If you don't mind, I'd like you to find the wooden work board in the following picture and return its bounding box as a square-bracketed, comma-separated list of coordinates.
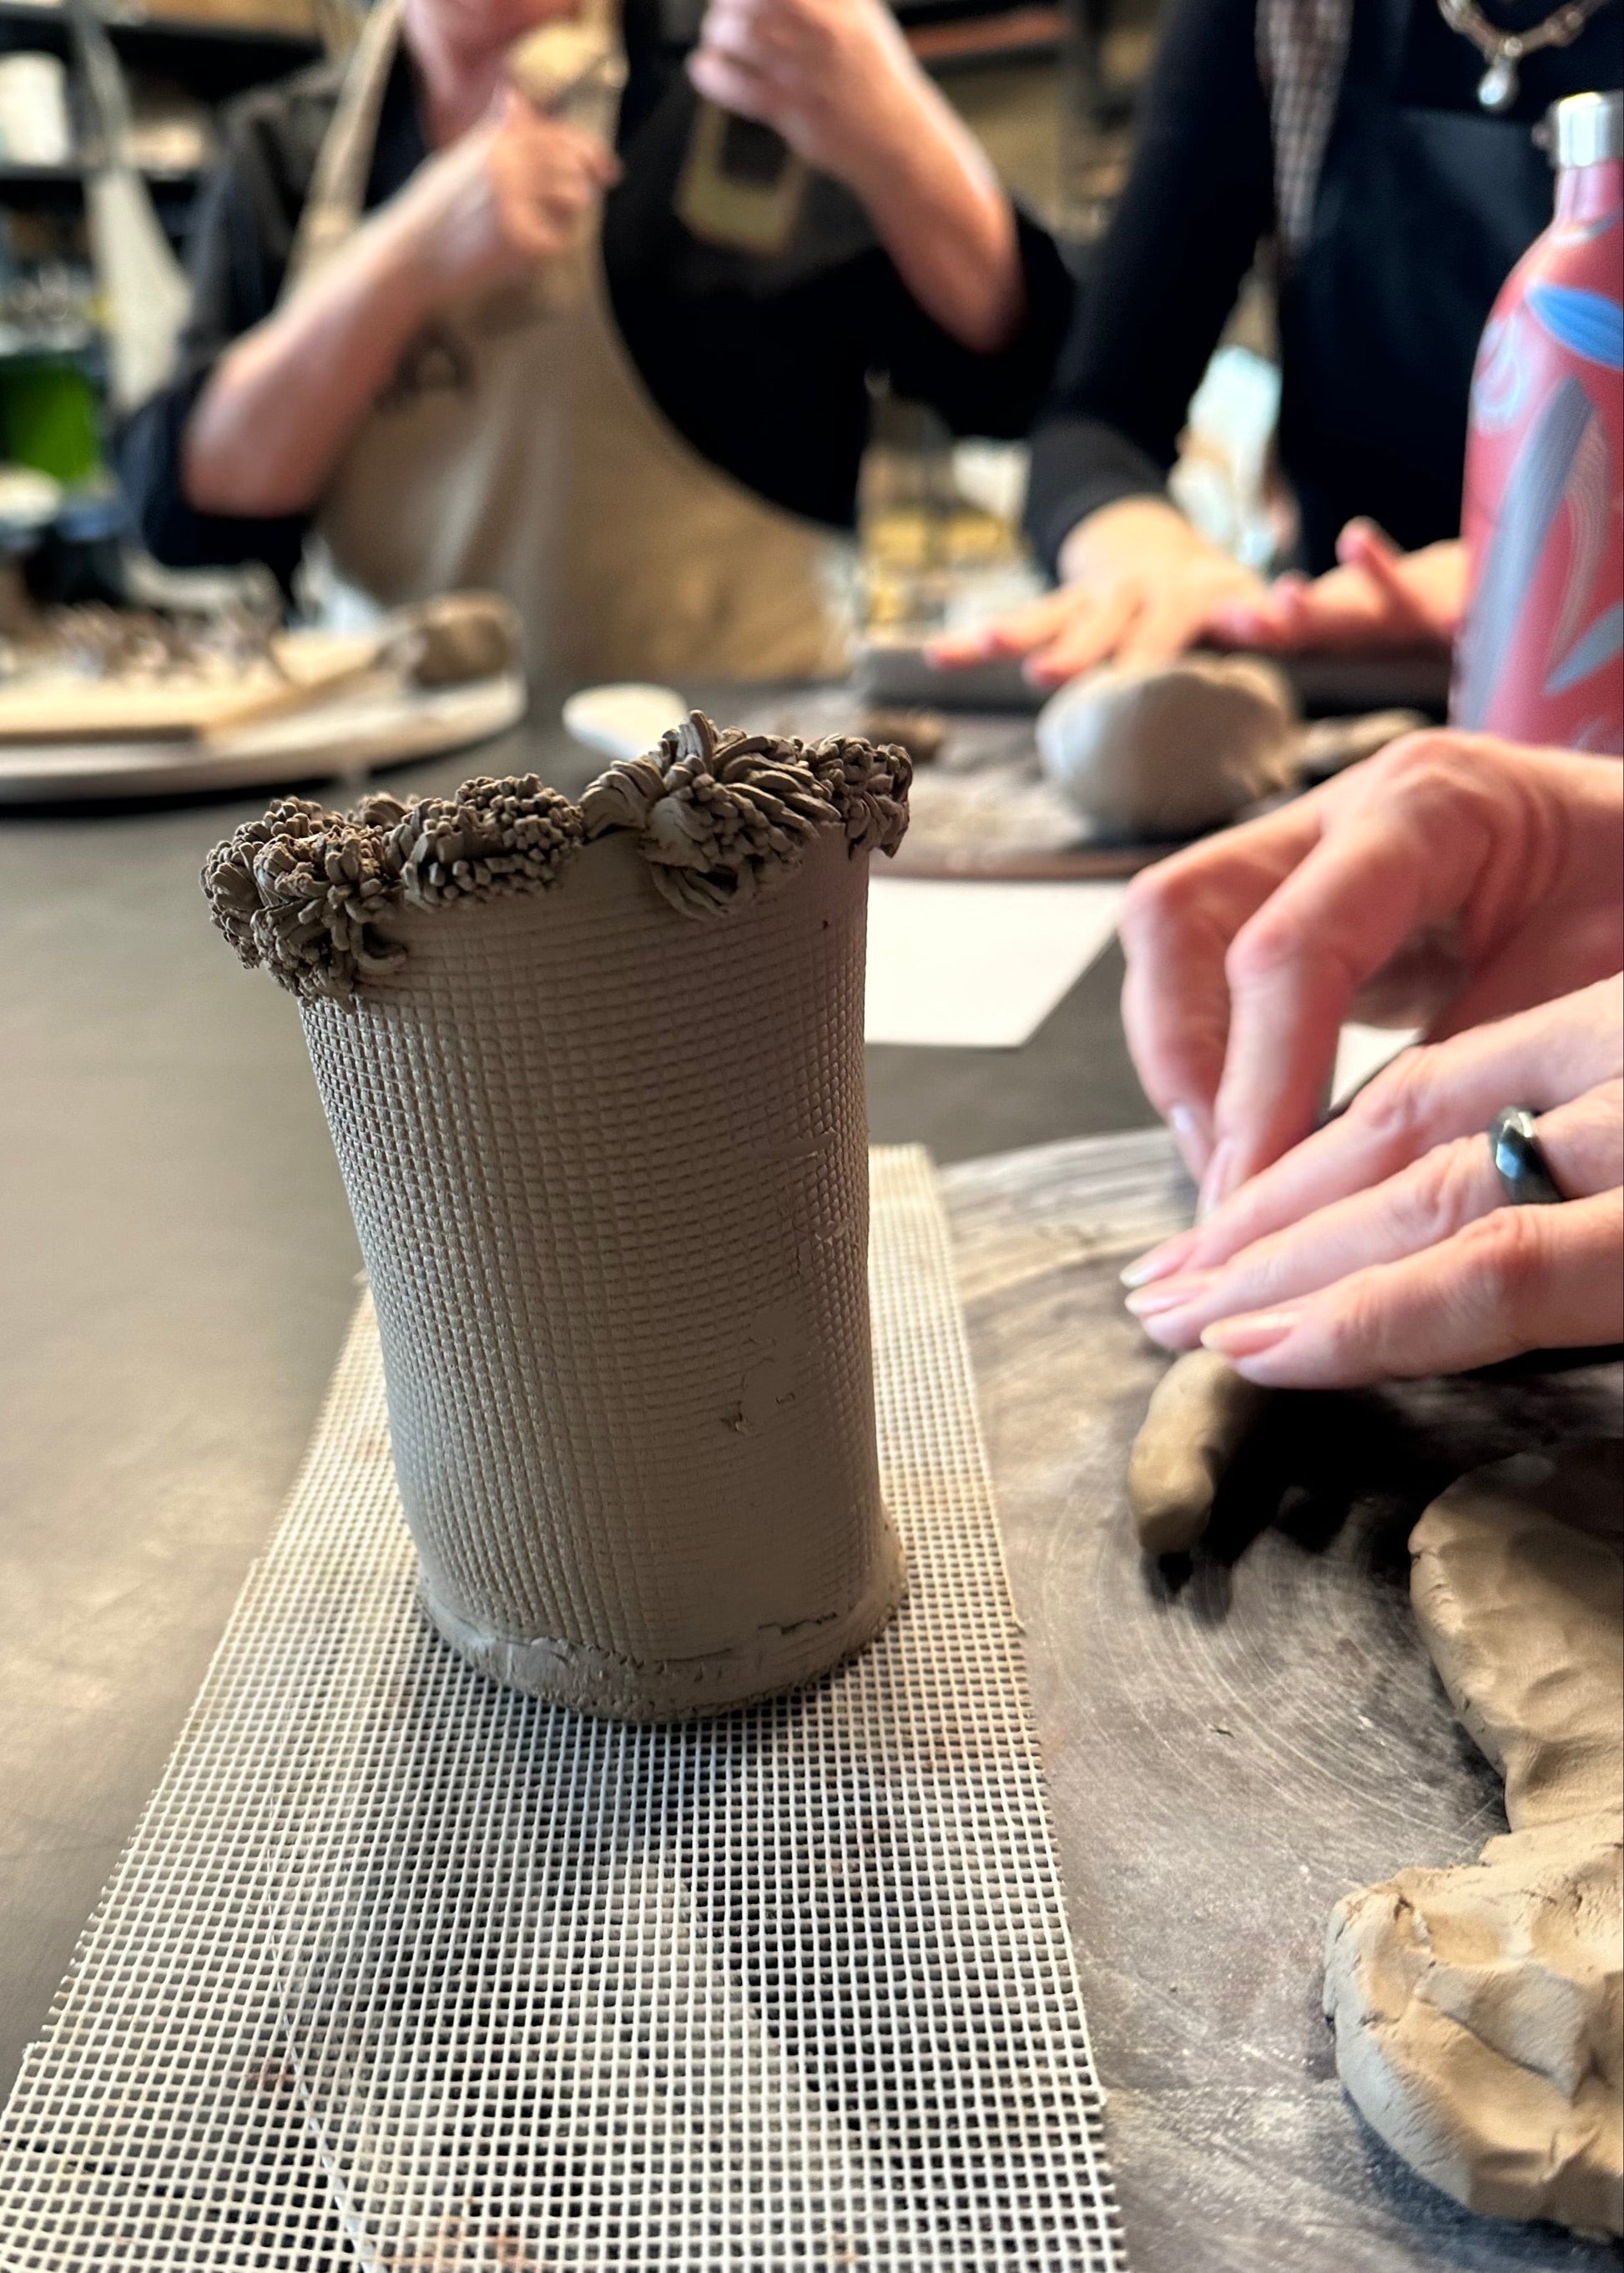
[943, 1129, 1621, 2273]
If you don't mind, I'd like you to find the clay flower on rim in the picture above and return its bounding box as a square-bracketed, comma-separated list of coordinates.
[203, 778, 583, 998]
[202, 797, 408, 1000]
[383, 776, 583, 909]
[804, 733, 913, 859]
[579, 712, 836, 917]
[203, 713, 912, 995]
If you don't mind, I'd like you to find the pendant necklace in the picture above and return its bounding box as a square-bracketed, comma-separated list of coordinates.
[1435, 0, 1611, 111]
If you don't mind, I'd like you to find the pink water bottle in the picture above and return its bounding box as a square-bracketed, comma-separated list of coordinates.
[1453, 90, 1623, 753]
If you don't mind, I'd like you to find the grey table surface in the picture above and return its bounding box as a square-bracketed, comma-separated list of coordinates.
[1, 703, 1617, 2269]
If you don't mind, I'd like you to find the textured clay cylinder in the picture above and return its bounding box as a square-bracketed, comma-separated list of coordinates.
[204, 713, 910, 1719]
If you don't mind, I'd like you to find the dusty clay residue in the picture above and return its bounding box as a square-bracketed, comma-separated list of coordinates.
[203, 710, 910, 995]
[1324, 1440, 1624, 2235]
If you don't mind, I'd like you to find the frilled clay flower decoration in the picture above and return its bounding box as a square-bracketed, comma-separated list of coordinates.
[578, 713, 913, 915]
[203, 713, 910, 999]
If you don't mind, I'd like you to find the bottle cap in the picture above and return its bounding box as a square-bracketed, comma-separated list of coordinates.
[1546, 90, 1623, 169]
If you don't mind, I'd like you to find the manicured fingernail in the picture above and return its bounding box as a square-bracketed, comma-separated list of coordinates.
[1197, 1140, 1236, 1220]
[1120, 1228, 1199, 1288]
[1200, 1312, 1298, 1358]
[1124, 1271, 1212, 1318]
[1167, 1101, 1213, 1167]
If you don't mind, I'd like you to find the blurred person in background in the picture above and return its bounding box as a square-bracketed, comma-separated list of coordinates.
[935, 0, 1622, 686]
[119, 0, 1072, 682]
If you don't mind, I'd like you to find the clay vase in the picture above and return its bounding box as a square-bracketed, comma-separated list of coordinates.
[203, 713, 910, 1720]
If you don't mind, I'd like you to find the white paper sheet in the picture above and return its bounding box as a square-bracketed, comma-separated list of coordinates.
[865, 877, 1127, 1050]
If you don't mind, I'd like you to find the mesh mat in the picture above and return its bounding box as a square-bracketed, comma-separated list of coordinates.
[0, 1148, 1123, 2271]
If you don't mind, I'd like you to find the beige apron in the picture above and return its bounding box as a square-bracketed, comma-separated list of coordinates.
[286, 0, 850, 683]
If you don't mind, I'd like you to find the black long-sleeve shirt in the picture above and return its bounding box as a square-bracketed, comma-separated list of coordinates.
[119, 0, 1073, 595]
[1025, 0, 1623, 576]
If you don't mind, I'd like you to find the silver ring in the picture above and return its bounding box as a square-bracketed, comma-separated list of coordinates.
[1488, 1108, 1565, 1206]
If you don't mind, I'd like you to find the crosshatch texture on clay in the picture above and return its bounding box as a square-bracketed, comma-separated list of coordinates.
[200, 715, 915, 1718]
[0, 1149, 1125, 2270]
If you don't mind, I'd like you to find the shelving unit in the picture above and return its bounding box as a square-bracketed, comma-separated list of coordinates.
[0, 1, 319, 99]
[0, 155, 199, 192]
[0, 0, 322, 568]
[901, 0, 1066, 69]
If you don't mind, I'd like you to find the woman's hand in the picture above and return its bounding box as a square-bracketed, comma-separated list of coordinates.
[686, 0, 1021, 352]
[1118, 730, 1624, 1210]
[1119, 979, 1623, 1386]
[184, 87, 617, 519]
[929, 497, 1267, 685]
[1204, 522, 1466, 654]
[688, 0, 928, 187]
[386, 89, 619, 309]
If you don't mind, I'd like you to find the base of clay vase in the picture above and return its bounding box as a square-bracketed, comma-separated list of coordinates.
[418, 1515, 907, 1721]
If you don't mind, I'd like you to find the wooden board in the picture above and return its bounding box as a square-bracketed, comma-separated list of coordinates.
[944, 1129, 1622, 2273]
[0, 629, 384, 744]
[0, 668, 527, 802]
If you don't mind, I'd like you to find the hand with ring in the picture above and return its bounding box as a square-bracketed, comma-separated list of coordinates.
[1119, 976, 1624, 1387]
[1118, 729, 1624, 1213]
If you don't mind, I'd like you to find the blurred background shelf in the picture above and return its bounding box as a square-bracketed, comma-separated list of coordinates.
[906, 7, 1066, 72]
[0, 3, 319, 113]
[0, 2, 318, 57]
[0, 155, 199, 190]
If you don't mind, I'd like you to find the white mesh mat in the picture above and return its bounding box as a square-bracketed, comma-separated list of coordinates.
[0, 1147, 1124, 2270]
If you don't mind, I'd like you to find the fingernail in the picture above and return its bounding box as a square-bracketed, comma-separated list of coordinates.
[1200, 1312, 1298, 1358]
[1167, 1102, 1213, 1172]
[1196, 1140, 1236, 1221]
[1125, 1273, 1212, 1319]
[1119, 1227, 1199, 1288]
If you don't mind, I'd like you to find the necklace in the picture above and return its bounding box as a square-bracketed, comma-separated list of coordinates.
[1436, 0, 1612, 111]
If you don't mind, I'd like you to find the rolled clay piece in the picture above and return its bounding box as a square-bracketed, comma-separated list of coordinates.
[1296, 707, 1426, 783]
[1413, 1441, 1624, 1831]
[1324, 1441, 1624, 2235]
[860, 708, 946, 767]
[1126, 1348, 1274, 1555]
[1036, 654, 1298, 836]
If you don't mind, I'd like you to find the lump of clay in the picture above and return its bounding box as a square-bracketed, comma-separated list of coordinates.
[384, 591, 522, 687]
[1324, 1441, 1624, 2235]
[1126, 1348, 1274, 1555]
[1326, 1824, 1621, 2233]
[860, 707, 946, 767]
[1037, 654, 1298, 836]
